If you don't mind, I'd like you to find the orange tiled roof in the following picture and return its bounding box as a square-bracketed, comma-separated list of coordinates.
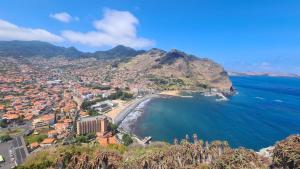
[54, 123, 68, 130]
[4, 114, 19, 120]
[30, 142, 40, 149]
[41, 138, 55, 144]
[48, 130, 58, 135]
[40, 114, 54, 122]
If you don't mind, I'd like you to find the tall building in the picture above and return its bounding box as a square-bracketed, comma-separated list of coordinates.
[76, 115, 108, 136]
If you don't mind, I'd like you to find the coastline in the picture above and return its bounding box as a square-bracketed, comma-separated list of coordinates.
[112, 90, 228, 132]
[111, 94, 159, 125]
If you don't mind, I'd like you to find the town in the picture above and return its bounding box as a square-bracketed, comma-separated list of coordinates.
[0, 57, 153, 168]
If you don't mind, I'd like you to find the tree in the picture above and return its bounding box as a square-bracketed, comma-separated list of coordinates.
[122, 134, 133, 146]
[86, 133, 96, 140]
[76, 135, 88, 143]
[0, 134, 12, 142]
[108, 122, 118, 135]
[0, 120, 7, 128]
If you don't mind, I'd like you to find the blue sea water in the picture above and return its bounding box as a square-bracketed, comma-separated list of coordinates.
[133, 76, 300, 151]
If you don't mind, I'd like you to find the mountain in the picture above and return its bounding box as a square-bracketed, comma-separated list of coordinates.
[0, 41, 144, 60]
[93, 45, 145, 60]
[0, 40, 84, 58]
[113, 48, 233, 92]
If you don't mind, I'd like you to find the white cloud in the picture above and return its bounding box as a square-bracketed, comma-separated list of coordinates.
[0, 19, 63, 42]
[50, 12, 79, 23]
[62, 9, 154, 48]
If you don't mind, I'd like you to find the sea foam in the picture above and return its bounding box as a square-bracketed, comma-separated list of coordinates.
[119, 99, 151, 132]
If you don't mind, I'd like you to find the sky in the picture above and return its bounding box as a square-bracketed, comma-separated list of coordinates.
[0, 0, 300, 74]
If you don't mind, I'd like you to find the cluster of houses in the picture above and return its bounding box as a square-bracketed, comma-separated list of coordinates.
[0, 59, 131, 154]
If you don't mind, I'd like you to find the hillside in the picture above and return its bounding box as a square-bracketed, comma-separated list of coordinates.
[15, 135, 300, 169]
[113, 48, 233, 93]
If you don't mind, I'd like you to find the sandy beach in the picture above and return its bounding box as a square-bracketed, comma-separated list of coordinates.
[159, 90, 181, 96]
[105, 99, 131, 120]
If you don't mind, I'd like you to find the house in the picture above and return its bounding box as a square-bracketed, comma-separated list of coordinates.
[48, 130, 58, 138]
[30, 142, 40, 150]
[54, 123, 69, 134]
[2, 114, 19, 122]
[32, 119, 48, 128]
[40, 114, 55, 125]
[40, 138, 56, 147]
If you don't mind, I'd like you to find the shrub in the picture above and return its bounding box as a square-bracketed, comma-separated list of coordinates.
[122, 134, 133, 146]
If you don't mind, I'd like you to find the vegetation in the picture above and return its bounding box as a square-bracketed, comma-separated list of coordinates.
[24, 134, 47, 144]
[122, 134, 133, 146]
[0, 134, 12, 142]
[16, 135, 300, 169]
[108, 122, 118, 135]
[108, 89, 133, 100]
[81, 98, 105, 111]
[86, 84, 111, 90]
[87, 109, 99, 116]
[75, 133, 96, 143]
[0, 120, 7, 128]
[272, 134, 300, 169]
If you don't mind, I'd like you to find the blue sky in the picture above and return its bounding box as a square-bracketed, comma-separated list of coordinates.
[0, 0, 300, 73]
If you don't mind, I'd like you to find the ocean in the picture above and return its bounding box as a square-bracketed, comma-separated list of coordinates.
[122, 76, 300, 151]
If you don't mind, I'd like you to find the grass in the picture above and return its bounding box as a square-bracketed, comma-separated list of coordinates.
[24, 134, 47, 144]
[0, 127, 25, 136]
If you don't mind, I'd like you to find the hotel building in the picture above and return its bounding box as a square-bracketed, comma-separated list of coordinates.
[76, 115, 108, 136]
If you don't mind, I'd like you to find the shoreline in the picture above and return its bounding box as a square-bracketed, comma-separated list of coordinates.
[111, 94, 159, 125]
[112, 90, 229, 129]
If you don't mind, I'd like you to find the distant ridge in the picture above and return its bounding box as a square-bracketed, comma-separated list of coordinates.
[229, 71, 300, 78]
[0, 40, 83, 58]
[0, 40, 145, 60]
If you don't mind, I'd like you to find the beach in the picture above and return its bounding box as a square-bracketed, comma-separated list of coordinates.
[106, 99, 130, 121]
[106, 94, 159, 125]
[159, 90, 181, 96]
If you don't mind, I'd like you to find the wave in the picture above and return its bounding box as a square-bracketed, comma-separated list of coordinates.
[254, 96, 265, 100]
[274, 99, 283, 103]
[257, 146, 274, 157]
[119, 99, 151, 132]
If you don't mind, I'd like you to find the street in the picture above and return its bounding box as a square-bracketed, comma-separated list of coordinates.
[12, 136, 28, 165]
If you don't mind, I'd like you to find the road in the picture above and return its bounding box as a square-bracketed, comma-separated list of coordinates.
[12, 136, 28, 165]
[0, 141, 14, 169]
